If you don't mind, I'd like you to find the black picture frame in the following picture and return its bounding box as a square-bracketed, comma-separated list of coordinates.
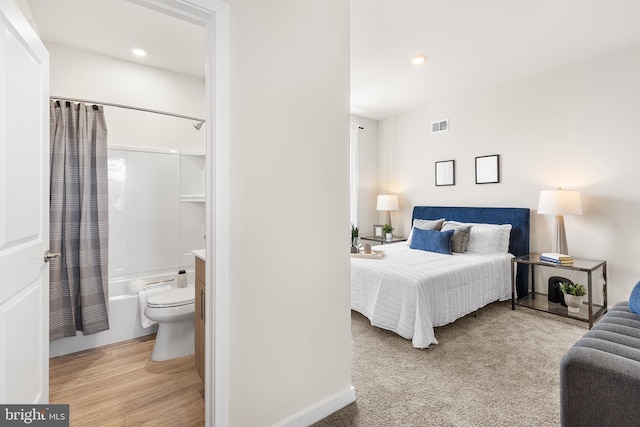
[475, 154, 500, 184]
[435, 160, 455, 186]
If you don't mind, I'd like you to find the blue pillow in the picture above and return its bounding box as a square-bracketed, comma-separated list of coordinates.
[409, 228, 454, 254]
[629, 281, 640, 315]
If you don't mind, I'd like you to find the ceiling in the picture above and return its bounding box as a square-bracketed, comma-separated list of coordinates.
[352, 0, 640, 119]
[27, 0, 640, 121]
[27, 0, 205, 79]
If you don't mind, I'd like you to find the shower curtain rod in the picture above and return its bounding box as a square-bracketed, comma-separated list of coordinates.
[49, 96, 205, 123]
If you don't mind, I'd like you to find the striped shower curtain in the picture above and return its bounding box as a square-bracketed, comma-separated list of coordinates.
[49, 100, 110, 340]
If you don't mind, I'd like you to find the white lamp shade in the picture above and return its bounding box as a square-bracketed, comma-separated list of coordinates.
[376, 195, 399, 211]
[537, 190, 582, 215]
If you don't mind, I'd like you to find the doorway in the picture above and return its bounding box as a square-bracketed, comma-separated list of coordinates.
[24, 0, 229, 425]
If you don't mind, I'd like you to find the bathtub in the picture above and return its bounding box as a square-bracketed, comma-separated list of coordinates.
[49, 270, 194, 358]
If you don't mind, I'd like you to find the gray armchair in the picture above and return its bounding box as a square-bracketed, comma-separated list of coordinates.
[560, 302, 640, 427]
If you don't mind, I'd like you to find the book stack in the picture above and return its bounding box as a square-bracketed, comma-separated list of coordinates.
[540, 252, 574, 266]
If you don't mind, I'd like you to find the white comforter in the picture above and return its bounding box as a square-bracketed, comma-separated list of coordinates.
[351, 242, 513, 348]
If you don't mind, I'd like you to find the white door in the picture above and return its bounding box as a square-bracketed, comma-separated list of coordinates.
[0, 0, 50, 404]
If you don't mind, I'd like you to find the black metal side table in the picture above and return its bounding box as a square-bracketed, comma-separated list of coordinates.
[511, 253, 607, 328]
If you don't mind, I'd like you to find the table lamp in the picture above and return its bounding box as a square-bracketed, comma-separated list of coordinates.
[377, 195, 399, 229]
[537, 188, 582, 255]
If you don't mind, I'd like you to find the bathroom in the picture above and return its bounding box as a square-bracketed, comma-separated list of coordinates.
[26, 2, 207, 366]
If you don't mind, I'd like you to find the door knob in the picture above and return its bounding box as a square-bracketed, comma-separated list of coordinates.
[44, 250, 61, 262]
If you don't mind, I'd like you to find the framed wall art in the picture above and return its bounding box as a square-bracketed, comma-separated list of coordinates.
[435, 160, 455, 186]
[475, 154, 500, 184]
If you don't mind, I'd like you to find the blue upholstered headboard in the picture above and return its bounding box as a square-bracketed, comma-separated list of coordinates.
[412, 206, 530, 297]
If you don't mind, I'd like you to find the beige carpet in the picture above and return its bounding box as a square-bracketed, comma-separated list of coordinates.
[313, 301, 588, 427]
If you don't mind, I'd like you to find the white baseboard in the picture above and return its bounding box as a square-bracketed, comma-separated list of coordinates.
[276, 385, 356, 427]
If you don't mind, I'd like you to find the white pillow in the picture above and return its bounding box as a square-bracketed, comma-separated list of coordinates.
[444, 221, 512, 254]
[406, 218, 445, 245]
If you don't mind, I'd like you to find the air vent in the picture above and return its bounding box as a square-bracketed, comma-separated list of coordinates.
[431, 119, 448, 134]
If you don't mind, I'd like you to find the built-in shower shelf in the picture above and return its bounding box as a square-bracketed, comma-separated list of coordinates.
[181, 195, 205, 202]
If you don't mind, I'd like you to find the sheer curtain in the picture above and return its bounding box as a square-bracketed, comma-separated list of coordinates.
[349, 123, 359, 228]
[49, 100, 110, 340]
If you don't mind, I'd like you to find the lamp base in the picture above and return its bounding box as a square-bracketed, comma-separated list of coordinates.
[384, 210, 391, 229]
[553, 215, 568, 255]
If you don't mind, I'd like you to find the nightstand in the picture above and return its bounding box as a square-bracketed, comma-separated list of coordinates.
[511, 253, 607, 328]
[360, 235, 407, 245]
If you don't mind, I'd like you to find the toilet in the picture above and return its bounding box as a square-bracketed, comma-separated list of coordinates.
[144, 285, 195, 361]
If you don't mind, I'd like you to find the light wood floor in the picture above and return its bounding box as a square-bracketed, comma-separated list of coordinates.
[49, 335, 204, 427]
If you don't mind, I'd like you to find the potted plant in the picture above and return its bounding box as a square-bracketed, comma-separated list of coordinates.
[350, 224, 359, 253]
[383, 224, 393, 241]
[559, 282, 587, 313]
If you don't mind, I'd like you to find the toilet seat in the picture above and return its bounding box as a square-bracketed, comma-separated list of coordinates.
[147, 287, 194, 308]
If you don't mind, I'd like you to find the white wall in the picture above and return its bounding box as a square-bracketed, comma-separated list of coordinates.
[351, 115, 379, 237]
[46, 42, 204, 152]
[378, 45, 640, 305]
[228, 0, 352, 425]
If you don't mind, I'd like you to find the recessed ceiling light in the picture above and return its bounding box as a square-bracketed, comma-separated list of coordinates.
[131, 48, 147, 57]
[411, 55, 427, 65]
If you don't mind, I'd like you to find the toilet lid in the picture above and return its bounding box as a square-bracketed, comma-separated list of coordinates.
[147, 287, 195, 308]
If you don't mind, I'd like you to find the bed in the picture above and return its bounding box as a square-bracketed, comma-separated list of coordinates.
[351, 206, 530, 348]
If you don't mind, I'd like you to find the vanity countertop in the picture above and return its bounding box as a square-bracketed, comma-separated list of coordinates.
[192, 249, 205, 261]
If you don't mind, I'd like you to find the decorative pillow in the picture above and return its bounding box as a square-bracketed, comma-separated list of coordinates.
[444, 221, 512, 254]
[406, 218, 445, 245]
[629, 281, 640, 316]
[466, 223, 512, 254]
[441, 221, 471, 253]
[409, 228, 454, 255]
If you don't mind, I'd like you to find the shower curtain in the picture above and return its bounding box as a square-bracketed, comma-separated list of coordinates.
[49, 100, 110, 340]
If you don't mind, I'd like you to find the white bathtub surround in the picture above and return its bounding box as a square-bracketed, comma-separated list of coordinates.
[108, 146, 205, 278]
